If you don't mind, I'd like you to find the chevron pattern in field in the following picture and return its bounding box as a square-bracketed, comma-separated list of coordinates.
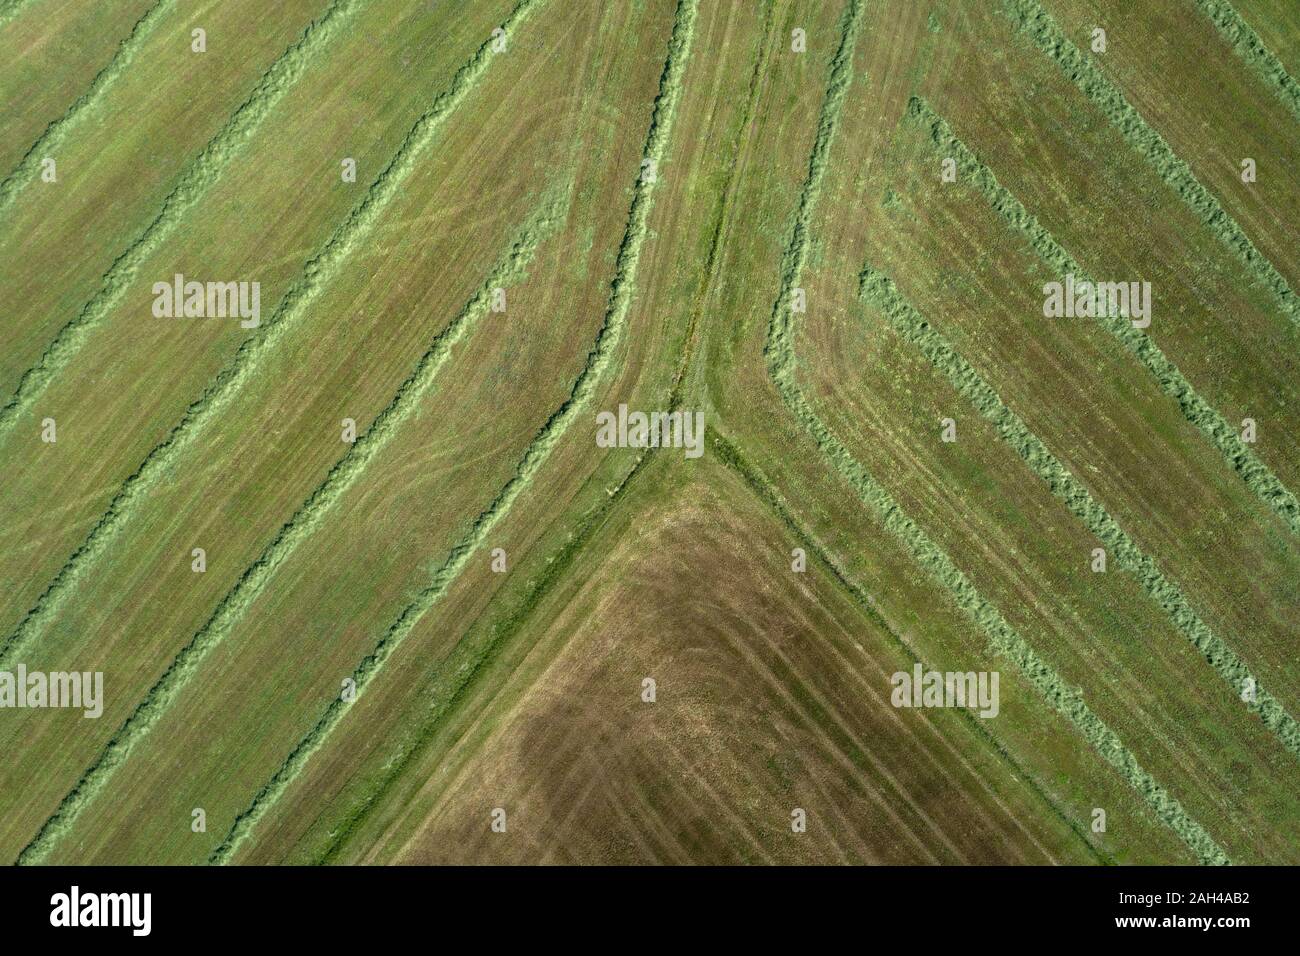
[1, 0, 1296, 864]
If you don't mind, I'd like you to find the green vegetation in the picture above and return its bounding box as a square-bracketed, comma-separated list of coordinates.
[858, 259, 1299, 761]
[210, 0, 699, 864]
[0, 0, 365, 442]
[1006, 0, 1298, 325]
[906, 95, 1300, 538]
[18, 192, 568, 864]
[1194, 0, 1300, 120]
[2, 0, 1295, 865]
[0, 1, 172, 217]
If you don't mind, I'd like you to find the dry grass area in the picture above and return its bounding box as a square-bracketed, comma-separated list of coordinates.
[1, 0, 1295, 864]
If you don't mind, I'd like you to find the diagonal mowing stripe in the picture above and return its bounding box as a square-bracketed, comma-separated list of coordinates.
[762, 0, 1228, 864]
[209, 0, 700, 865]
[1005, 0, 1299, 328]
[0, 0, 367, 444]
[1193, 0, 1300, 123]
[710, 432, 1110, 864]
[858, 258, 1300, 763]
[0, 0, 176, 220]
[16, 190, 570, 865]
[0, 0, 543, 675]
[906, 96, 1300, 540]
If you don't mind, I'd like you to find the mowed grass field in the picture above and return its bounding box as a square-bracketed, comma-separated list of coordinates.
[0, 0, 1295, 865]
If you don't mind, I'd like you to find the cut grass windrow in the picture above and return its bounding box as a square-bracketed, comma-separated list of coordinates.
[858, 260, 1300, 763]
[0, 0, 175, 221]
[15, 194, 568, 865]
[1193, 0, 1300, 122]
[709, 433, 1108, 865]
[907, 96, 1300, 539]
[760, 0, 864, 374]
[208, 0, 700, 865]
[766, 344, 1229, 864]
[0, 0, 365, 444]
[311, 446, 649, 864]
[0, 0, 31, 31]
[763, 0, 1226, 864]
[1004, 0, 1299, 327]
[312, 6, 777, 856]
[0, 0, 539, 676]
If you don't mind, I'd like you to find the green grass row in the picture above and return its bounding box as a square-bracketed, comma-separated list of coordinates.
[309, 444, 649, 863]
[1194, 0, 1300, 122]
[906, 95, 1300, 539]
[857, 258, 1300, 762]
[0, 0, 174, 219]
[16, 190, 568, 865]
[0, 0, 527, 677]
[761, 0, 863, 375]
[762, 0, 1225, 865]
[307, 0, 766, 864]
[711, 433, 1108, 863]
[209, 0, 701, 864]
[1004, 0, 1298, 326]
[0, 0, 366, 445]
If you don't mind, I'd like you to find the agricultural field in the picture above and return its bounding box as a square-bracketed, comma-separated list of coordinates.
[0, 0, 1295, 867]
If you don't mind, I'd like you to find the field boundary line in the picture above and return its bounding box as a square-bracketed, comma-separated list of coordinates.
[664, 0, 775, 409]
[0, 0, 365, 444]
[310, 2, 784, 861]
[1193, 0, 1300, 122]
[0, 0, 176, 221]
[208, 0, 700, 865]
[710, 434, 1109, 864]
[1005, 0, 1298, 327]
[761, 0, 1227, 864]
[313, 447, 650, 864]
[858, 258, 1300, 762]
[907, 96, 1300, 539]
[15, 193, 569, 865]
[0, 0, 540, 675]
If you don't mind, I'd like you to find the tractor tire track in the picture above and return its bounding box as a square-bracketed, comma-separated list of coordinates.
[209, 0, 699, 865]
[761, 0, 1227, 864]
[0, 0, 543, 674]
[16, 193, 568, 865]
[0, 0, 175, 221]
